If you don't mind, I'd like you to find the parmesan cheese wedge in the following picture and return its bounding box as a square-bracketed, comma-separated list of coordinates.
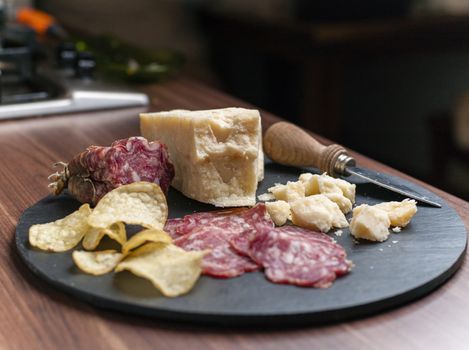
[140, 108, 263, 207]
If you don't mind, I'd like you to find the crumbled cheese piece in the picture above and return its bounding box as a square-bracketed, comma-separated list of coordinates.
[299, 173, 356, 203]
[265, 200, 291, 226]
[298, 173, 319, 196]
[334, 230, 343, 237]
[318, 174, 356, 204]
[350, 205, 391, 242]
[290, 194, 348, 232]
[323, 192, 353, 214]
[257, 193, 275, 202]
[374, 199, 417, 227]
[266, 172, 355, 231]
[298, 173, 355, 213]
[268, 181, 305, 203]
[392, 240, 398, 244]
[350, 199, 417, 243]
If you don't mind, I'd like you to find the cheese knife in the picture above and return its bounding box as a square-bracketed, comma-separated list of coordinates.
[263, 121, 441, 208]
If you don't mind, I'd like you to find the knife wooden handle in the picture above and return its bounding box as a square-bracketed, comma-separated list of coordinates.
[263, 121, 349, 176]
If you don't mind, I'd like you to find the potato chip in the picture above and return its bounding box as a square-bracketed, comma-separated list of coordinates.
[87, 182, 168, 230]
[73, 250, 123, 275]
[121, 229, 172, 255]
[29, 204, 92, 252]
[82, 222, 126, 251]
[115, 243, 208, 297]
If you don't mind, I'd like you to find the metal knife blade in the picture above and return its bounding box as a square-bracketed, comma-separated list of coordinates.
[344, 166, 441, 208]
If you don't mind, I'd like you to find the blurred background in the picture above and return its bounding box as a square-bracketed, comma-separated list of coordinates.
[4, 0, 469, 200]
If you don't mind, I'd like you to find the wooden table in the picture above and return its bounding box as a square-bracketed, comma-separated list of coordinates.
[0, 79, 468, 350]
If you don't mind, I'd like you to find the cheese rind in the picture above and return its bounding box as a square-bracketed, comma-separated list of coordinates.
[140, 108, 263, 207]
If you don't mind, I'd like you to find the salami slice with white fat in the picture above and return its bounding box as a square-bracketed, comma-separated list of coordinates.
[229, 204, 276, 257]
[248, 225, 352, 288]
[164, 218, 186, 239]
[170, 204, 273, 278]
[174, 226, 258, 278]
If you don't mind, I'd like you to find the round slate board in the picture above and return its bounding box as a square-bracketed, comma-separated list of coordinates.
[16, 162, 467, 326]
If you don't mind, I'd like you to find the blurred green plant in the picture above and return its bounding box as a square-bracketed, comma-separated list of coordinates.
[75, 34, 185, 83]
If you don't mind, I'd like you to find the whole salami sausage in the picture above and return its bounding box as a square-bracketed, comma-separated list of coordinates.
[48, 137, 175, 205]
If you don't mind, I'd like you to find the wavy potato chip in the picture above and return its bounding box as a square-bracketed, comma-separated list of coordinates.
[73, 250, 124, 275]
[29, 204, 92, 252]
[87, 182, 168, 230]
[122, 229, 172, 255]
[115, 243, 208, 297]
[82, 222, 126, 251]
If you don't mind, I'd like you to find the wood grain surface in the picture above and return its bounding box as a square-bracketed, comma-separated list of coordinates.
[0, 78, 468, 350]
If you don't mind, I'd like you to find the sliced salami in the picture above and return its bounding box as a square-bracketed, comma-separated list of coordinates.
[229, 204, 276, 257]
[163, 218, 186, 239]
[170, 204, 273, 278]
[248, 225, 352, 288]
[174, 226, 258, 278]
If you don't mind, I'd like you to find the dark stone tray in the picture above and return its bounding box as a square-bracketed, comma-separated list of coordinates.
[16, 162, 467, 326]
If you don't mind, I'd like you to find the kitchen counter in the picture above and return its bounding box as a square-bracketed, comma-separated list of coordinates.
[0, 78, 468, 350]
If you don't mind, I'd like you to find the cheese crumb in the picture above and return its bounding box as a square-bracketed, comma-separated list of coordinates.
[257, 193, 275, 202]
[265, 172, 356, 232]
[374, 199, 417, 227]
[290, 194, 348, 232]
[350, 199, 417, 243]
[350, 205, 391, 242]
[298, 173, 319, 196]
[299, 173, 356, 203]
[265, 200, 291, 226]
[268, 181, 305, 202]
[298, 173, 355, 214]
[323, 192, 353, 214]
